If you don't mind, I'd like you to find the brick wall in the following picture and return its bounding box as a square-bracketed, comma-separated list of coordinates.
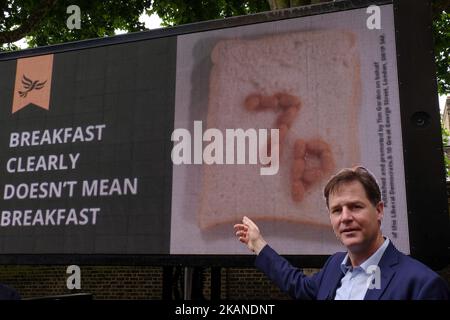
[0, 265, 162, 299]
[0, 263, 449, 300]
[0, 264, 322, 300]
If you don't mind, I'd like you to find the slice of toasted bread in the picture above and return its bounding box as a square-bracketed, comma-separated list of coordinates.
[199, 30, 361, 229]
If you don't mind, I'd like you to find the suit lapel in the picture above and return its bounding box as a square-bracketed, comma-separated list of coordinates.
[364, 242, 399, 300]
[327, 268, 345, 300]
[322, 254, 346, 300]
[316, 253, 346, 300]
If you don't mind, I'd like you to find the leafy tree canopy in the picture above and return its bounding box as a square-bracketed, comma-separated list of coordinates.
[0, 0, 151, 50]
[433, 10, 450, 94]
[0, 0, 449, 94]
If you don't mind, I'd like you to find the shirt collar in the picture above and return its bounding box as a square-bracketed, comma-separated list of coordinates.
[340, 237, 390, 274]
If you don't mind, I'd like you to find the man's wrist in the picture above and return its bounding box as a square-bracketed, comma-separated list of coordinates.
[254, 239, 268, 255]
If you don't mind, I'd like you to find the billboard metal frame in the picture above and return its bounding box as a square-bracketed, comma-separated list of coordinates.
[0, 0, 448, 270]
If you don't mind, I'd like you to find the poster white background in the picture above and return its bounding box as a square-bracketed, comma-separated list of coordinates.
[171, 4, 409, 255]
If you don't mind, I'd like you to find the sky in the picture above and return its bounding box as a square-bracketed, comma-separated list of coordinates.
[439, 95, 448, 114]
[115, 11, 163, 34]
[140, 11, 163, 30]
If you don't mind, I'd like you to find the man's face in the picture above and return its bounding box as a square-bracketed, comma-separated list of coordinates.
[328, 181, 383, 253]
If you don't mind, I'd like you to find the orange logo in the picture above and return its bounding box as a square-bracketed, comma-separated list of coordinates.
[12, 54, 54, 114]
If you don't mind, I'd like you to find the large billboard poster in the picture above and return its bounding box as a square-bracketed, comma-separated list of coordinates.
[171, 4, 410, 255]
[0, 39, 176, 254]
[2, 0, 446, 263]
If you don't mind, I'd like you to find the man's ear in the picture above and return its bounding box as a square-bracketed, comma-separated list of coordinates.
[376, 201, 384, 223]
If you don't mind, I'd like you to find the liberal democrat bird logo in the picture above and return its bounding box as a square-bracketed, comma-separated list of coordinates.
[18, 74, 47, 98]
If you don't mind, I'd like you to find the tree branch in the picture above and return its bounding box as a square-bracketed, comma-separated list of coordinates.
[0, 0, 58, 45]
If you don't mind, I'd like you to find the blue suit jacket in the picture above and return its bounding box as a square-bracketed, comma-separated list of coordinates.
[0, 284, 20, 300]
[255, 242, 450, 300]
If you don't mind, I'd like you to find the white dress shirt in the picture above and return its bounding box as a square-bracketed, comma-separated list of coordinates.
[335, 238, 389, 300]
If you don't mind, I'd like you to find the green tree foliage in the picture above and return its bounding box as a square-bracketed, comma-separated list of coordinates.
[0, 0, 151, 49]
[150, 0, 270, 26]
[433, 11, 450, 95]
[148, 0, 337, 26]
[0, 0, 448, 94]
[150, 0, 450, 95]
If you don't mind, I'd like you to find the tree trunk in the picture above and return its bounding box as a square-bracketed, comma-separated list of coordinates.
[267, 0, 332, 10]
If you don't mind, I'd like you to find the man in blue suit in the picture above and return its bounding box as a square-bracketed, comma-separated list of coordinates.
[234, 166, 450, 300]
